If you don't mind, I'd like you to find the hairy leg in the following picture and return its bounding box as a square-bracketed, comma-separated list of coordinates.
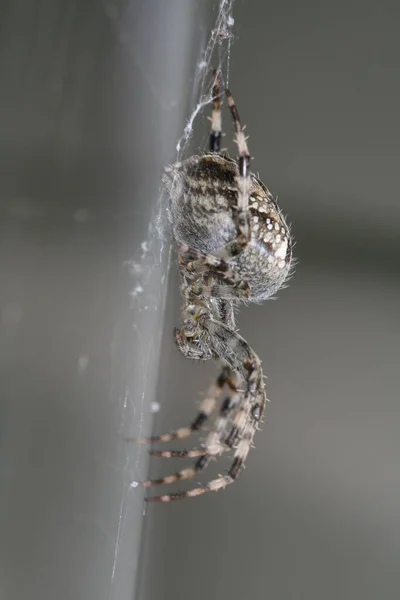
[137, 368, 242, 495]
[144, 372, 244, 500]
[178, 243, 250, 300]
[146, 318, 266, 502]
[226, 88, 251, 243]
[129, 367, 232, 445]
[209, 70, 222, 153]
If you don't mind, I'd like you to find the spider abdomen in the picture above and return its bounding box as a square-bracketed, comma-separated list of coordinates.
[235, 196, 292, 300]
[164, 154, 293, 301]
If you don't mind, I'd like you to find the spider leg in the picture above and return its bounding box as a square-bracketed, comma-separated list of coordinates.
[146, 422, 252, 503]
[139, 454, 212, 489]
[180, 244, 243, 279]
[209, 70, 222, 153]
[130, 365, 236, 445]
[225, 88, 252, 248]
[144, 371, 243, 499]
[179, 244, 250, 299]
[149, 449, 207, 459]
[178, 89, 252, 266]
[128, 374, 224, 445]
[148, 379, 241, 459]
[146, 321, 266, 502]
[226, 89, 251, 212]
[140, 445, 220, 490]
[195, 374, 242, 462]
[191, 277, 250, 301]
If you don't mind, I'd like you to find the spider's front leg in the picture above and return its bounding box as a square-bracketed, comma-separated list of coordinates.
[131, 364, 234, 446]
[174, 318, 266, 500]
[146, 316, 267, 502]
[135, 366, 242, 495]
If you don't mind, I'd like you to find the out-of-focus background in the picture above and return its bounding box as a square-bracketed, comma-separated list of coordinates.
[0, 1, 399, 600]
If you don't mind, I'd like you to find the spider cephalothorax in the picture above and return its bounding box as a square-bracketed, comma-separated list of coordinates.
[137, 72, 293, 502]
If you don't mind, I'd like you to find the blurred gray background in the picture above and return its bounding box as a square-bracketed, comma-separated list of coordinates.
[0, 1, 399, 600]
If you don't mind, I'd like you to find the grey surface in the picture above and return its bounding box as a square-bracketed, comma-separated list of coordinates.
[0, 1, 199, 599]
[139, 2, 400, 600]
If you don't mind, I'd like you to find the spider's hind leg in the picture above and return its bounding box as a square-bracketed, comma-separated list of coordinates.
[226, 88, 252, 245]
[209, 70, 222, 153]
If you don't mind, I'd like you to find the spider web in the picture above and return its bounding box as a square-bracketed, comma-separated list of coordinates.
[106, 1, 236, 598]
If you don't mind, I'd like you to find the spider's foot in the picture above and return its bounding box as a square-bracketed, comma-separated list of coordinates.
[148, 448, 207, 458]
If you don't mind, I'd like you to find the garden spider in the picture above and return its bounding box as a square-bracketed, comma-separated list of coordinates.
[136, 71, 293, 502]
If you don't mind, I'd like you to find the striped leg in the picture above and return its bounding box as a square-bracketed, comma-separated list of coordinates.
[179, 244, 250, 300]
[209, 70, 222, 153]
[148, 370, 240, 460]
[128, 368, 231, 446]
[226, 88, 251, 244]
[225, 88, 251, 211]
[144, 371, 243, 500]
[146, 322, 267, 502]
[133, 367, 239, 493]
[190, 277, 250, 301]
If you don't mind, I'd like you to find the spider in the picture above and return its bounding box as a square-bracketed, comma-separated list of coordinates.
[136, 71, 293, 502]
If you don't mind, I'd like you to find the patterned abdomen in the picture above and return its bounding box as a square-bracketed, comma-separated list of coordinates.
[164, 154, 293, 301]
